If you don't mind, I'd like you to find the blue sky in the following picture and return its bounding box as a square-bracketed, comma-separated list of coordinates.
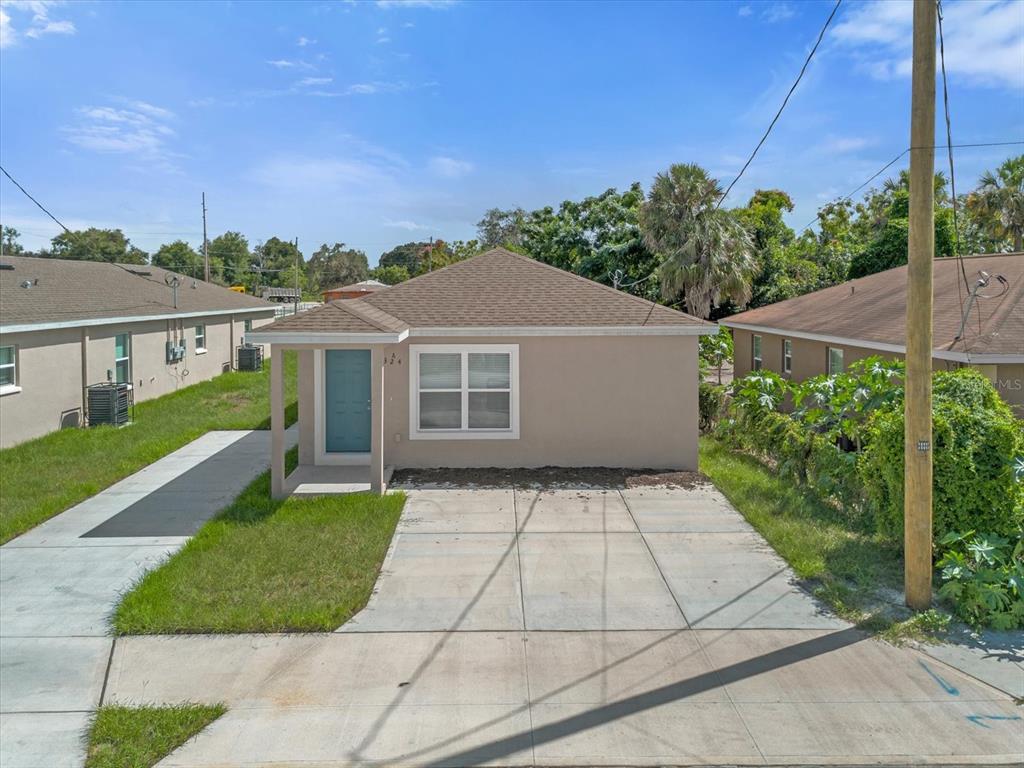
[1, 0, 1021, 265]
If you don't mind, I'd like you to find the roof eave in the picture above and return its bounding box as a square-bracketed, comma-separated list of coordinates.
[246, 329, 410, 345]
[1, 305, 276, 334]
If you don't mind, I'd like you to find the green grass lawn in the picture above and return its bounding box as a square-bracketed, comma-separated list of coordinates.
[113, 448, 405, 634]
[699, 436, 908, 627]
[85, 704, 225, 768]
[0, 352, 297, 544]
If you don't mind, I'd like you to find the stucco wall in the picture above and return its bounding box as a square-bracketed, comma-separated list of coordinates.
[0, 310, 275, 447]
[296, 334, 699, 470]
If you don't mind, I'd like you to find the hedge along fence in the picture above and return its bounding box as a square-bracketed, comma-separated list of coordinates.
[711, 359, 1024, 546]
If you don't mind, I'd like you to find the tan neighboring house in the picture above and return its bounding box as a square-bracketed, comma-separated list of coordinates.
[248, 248, 715, 496]
[322, 279, 387, 301]
[721, 252, 1024, 413]
[0, 256, 278, 447]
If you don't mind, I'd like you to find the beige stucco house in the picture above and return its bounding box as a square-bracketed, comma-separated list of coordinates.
[0, 256, 277, 447]
[721, 252, 1024, 414]
[248, 248, 714, 496]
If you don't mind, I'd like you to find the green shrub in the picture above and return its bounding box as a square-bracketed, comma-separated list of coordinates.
[936, 530, 1024, 630]
[700, 327, 733, 385]
[860, 369, 1024, 542]
[698, 382, 726, 433]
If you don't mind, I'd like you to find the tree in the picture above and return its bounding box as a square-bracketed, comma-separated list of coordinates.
[251, 237, 305, 295]
[370, 264, 410, 285]
[847, 189, 955, 278]
[379, 241, 430, 273]
[477, 207, 526, 249]
[48, 228, 147, 264]
[209, 231, 251, 287]
[1, 225, 24, 255]
[639, 163, 755, 318]
[151, 240, 203, 277]
[306, 243, 369, 293]
[967, 155, 1024, 252]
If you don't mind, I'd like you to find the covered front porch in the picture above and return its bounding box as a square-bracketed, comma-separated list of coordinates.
[267, 342, 396, 499]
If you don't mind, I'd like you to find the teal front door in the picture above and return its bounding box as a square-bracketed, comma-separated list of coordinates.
[325, 350, 371, 453]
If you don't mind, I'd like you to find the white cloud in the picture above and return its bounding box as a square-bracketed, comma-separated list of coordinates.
[384, 218, 430, 231]
[738, 5, 752, 18]
[833, 0, 1024, 89]
[761, 2, 795, 24]
[428, 156, 473, 178]
[297, 36, 314, 46]
[297, 76, 333, 87]
[61, 100, 181, 173]
[376, 1, 458, 8]
[403, 21, 415, 28]
[266, 58, 314, 70]
[818, 135, 874, 153]
[345, 81, 409, 95]
[0, 0, 75, 47]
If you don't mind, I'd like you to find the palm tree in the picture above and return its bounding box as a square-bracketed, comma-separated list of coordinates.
[639, 163, 755, 318]
[968, 155, 1024, 252]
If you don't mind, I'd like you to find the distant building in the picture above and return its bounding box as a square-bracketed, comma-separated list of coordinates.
[322, 279, 387, 302]
[0, 256, 278, 447]
[721, 252, 1024, 414]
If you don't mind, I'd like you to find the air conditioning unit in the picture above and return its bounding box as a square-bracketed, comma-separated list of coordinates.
[87, 383, 132, 427]
[236, 344, 264, 372]
[166, 339, 187, 363]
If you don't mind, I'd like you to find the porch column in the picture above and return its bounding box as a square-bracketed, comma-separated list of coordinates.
[370, 346, 385, 493]
[271, 343, 286, 499]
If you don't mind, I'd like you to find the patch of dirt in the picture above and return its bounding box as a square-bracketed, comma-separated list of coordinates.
[390, 466, 712, 490]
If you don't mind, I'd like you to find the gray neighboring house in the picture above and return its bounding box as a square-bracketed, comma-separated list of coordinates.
[249, 248, 715, 497]
[0, 256, 277, 448]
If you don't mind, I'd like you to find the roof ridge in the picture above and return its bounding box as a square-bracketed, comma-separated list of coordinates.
[326, 300, 400, 332]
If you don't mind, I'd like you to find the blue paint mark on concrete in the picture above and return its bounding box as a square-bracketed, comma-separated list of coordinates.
[918, 660, 959, 696]
[966, 714, 1023, 729]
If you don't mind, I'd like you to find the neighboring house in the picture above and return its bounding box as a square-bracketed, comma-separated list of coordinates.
[721, 252, 1024, 413]
[322, 279, 387, 302]
[0, 256, 278, 447]
[249, 247, 715, 495]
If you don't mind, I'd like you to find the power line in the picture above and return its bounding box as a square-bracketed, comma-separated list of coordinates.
[717, 0, 842, 209]
[0, 165, 71, 233]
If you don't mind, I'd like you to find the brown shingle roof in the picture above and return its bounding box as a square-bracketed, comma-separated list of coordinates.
[722, 252, 1024, 358]
[0, 256, 275, 329]
[264, 295, 406, 334]
[258, 248, 710, 336]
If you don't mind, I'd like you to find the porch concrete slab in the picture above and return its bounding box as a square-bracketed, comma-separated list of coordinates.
[0, 544, 178, 636]
[284, 465, 372, 496]
[620, 490, 754, 534]
[0, 713, 89, 768]
[107, 632, 529, 709]
[340, 533, 524, 632]
[524, 630, 727, 705]
[736, 700, 1024, 763]
[0, 637, 111, 712]
[696, 629, 1007, 704]
[518, 533, 686, 630]
[644, 532, 845, 629]
[156, 704, 535, 768]
[514, 489, 637, 533]
[529, 701, 761, 766]
[918, 628, 1024, 700]
[398, 489, 516, 533]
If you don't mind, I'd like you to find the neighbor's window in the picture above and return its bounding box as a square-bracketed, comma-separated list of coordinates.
[411, 345, 518, 439]
[783, 339, 793, 376]
[752, 335, 763, 371]
[195, 324, 206, 352]
[828, 346, 844, 376]
[0, 345, 17, 391]
[114, 333, 131, 385]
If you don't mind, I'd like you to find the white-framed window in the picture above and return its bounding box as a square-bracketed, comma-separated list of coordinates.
[0, 345, 19, 394]
[409, 344, 519, 440]
[114, 333, 132, 385]
[828, 346, 844, 376]
[195, 324, 207, 353]
[752, 334, 762, 371]
[783, 339, 793, 376]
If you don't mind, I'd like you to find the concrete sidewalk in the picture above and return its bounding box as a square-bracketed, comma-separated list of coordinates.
[0, 428, 297, 768]
[101, 483, 1023, 766]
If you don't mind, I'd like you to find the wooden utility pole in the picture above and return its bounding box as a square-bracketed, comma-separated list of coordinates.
[202, 192, 209, 283]
[905, 0, 935, 610]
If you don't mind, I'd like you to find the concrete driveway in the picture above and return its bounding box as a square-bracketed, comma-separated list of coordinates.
[102, 482, 1023, 767]
[0, 429, 298, 768]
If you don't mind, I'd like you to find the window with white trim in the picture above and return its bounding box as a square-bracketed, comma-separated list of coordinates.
[0, 345, 17, 392]
[410, 345, 519, 439]
[114, 333, 131, 384]
[752, 334, 762, 371]
[827, 346, 844, 375]
[783, 339, 792, 376]
[195, 324, 207, 352]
